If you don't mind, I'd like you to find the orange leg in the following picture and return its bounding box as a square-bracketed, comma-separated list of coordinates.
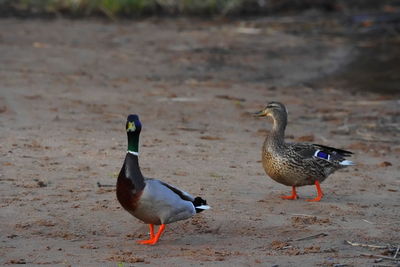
[306, 181, 324, 202]
[137, 224, 166, 245]
[148, 224, 155, 239]
[281, 186, 298, 200]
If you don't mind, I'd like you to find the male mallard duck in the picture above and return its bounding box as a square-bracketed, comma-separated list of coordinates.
[116, 114, 210, 245]
[254, 102, 354, 202]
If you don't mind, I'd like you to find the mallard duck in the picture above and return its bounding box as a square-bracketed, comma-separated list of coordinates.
[254, 102, 354, 202]
[116, 114, 210, 245]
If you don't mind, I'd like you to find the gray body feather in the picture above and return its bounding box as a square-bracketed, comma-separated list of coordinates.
[132, 179, 196, 225]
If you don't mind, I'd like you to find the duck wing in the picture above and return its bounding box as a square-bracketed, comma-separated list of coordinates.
[140, 179, 196, 224]
[289, 142, 353, 165]
[313, 144, 353, 157]
[156, 180, 195, 202]
[289, 143, 319, 159]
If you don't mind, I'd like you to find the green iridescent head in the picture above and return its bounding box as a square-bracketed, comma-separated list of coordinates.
[126, 114, 142, 154]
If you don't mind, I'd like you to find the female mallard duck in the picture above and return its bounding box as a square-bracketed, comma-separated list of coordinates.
[254, 102, 354, 202]
[117, 114, 210, 245]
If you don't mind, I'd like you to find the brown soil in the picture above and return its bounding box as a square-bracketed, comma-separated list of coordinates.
[0, 17, 399, 266]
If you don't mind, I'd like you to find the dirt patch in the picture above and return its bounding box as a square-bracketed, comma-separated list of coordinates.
[0, 17, 399, 266]
[291, 216, 331, 227]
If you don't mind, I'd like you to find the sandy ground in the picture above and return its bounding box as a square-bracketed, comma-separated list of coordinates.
[0, 17, 399, 266]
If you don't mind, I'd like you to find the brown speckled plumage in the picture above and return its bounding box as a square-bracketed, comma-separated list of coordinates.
[255, 102, 354, 201]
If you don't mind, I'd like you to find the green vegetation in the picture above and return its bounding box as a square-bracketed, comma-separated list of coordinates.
[0, 0, 347, 18]
[0, 0, 262, 17]
[0, 0, 391, 18]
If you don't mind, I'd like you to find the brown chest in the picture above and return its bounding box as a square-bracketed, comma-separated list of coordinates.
[262, 150, 287, 178]
[116, 178, 143, 213]
[262, 149, 318, 186]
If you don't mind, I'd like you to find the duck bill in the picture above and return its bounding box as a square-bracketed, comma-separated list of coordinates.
[253, 110, 267, 117]
[127, 121, 136, 132]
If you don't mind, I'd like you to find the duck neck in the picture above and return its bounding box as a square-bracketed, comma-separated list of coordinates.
[124, 131, 145, 191]
[124, 153, 145, 192]
[127, 132, 140, 155]
[266, 114, 286, 148]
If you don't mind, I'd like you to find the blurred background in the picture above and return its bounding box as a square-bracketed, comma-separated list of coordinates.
[1, 0, 399, 94]
[0, 1, 399, 266]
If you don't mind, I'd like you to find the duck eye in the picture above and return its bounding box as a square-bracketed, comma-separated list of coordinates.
[267, 103, 278, 109]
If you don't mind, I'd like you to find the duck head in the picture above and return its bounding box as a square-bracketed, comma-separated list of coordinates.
[253, 102, 288, 135]
[126, 114, 142, 133]
[126, 114, 142, 154]
[253, 101, 287, 119]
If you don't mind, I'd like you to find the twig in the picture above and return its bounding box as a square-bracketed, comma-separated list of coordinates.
[215, 95, 246, 102]
[295, 233, 328, 241]
[362, 219, 375, 225]
[393, 245, 400, 259]
[97, 182, 115, 188]
[343, 100, 393, 106]
[350, 137, 400, 144]
[176, 127, 205, 132]
[345, 240, 388, 249]
[290, 213, 320, 217]
[361, 253, 400, 262]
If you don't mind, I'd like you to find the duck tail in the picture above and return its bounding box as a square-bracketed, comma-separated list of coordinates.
[193, 197, 210, 213]
[339, 160, 355, 166]
[313, 144, 355, 166]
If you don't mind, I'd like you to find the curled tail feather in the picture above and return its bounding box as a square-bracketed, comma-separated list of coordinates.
[193, 197, 210, 213]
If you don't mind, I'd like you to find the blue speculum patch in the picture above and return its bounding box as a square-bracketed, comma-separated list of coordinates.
[317, 151, 329, 159]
